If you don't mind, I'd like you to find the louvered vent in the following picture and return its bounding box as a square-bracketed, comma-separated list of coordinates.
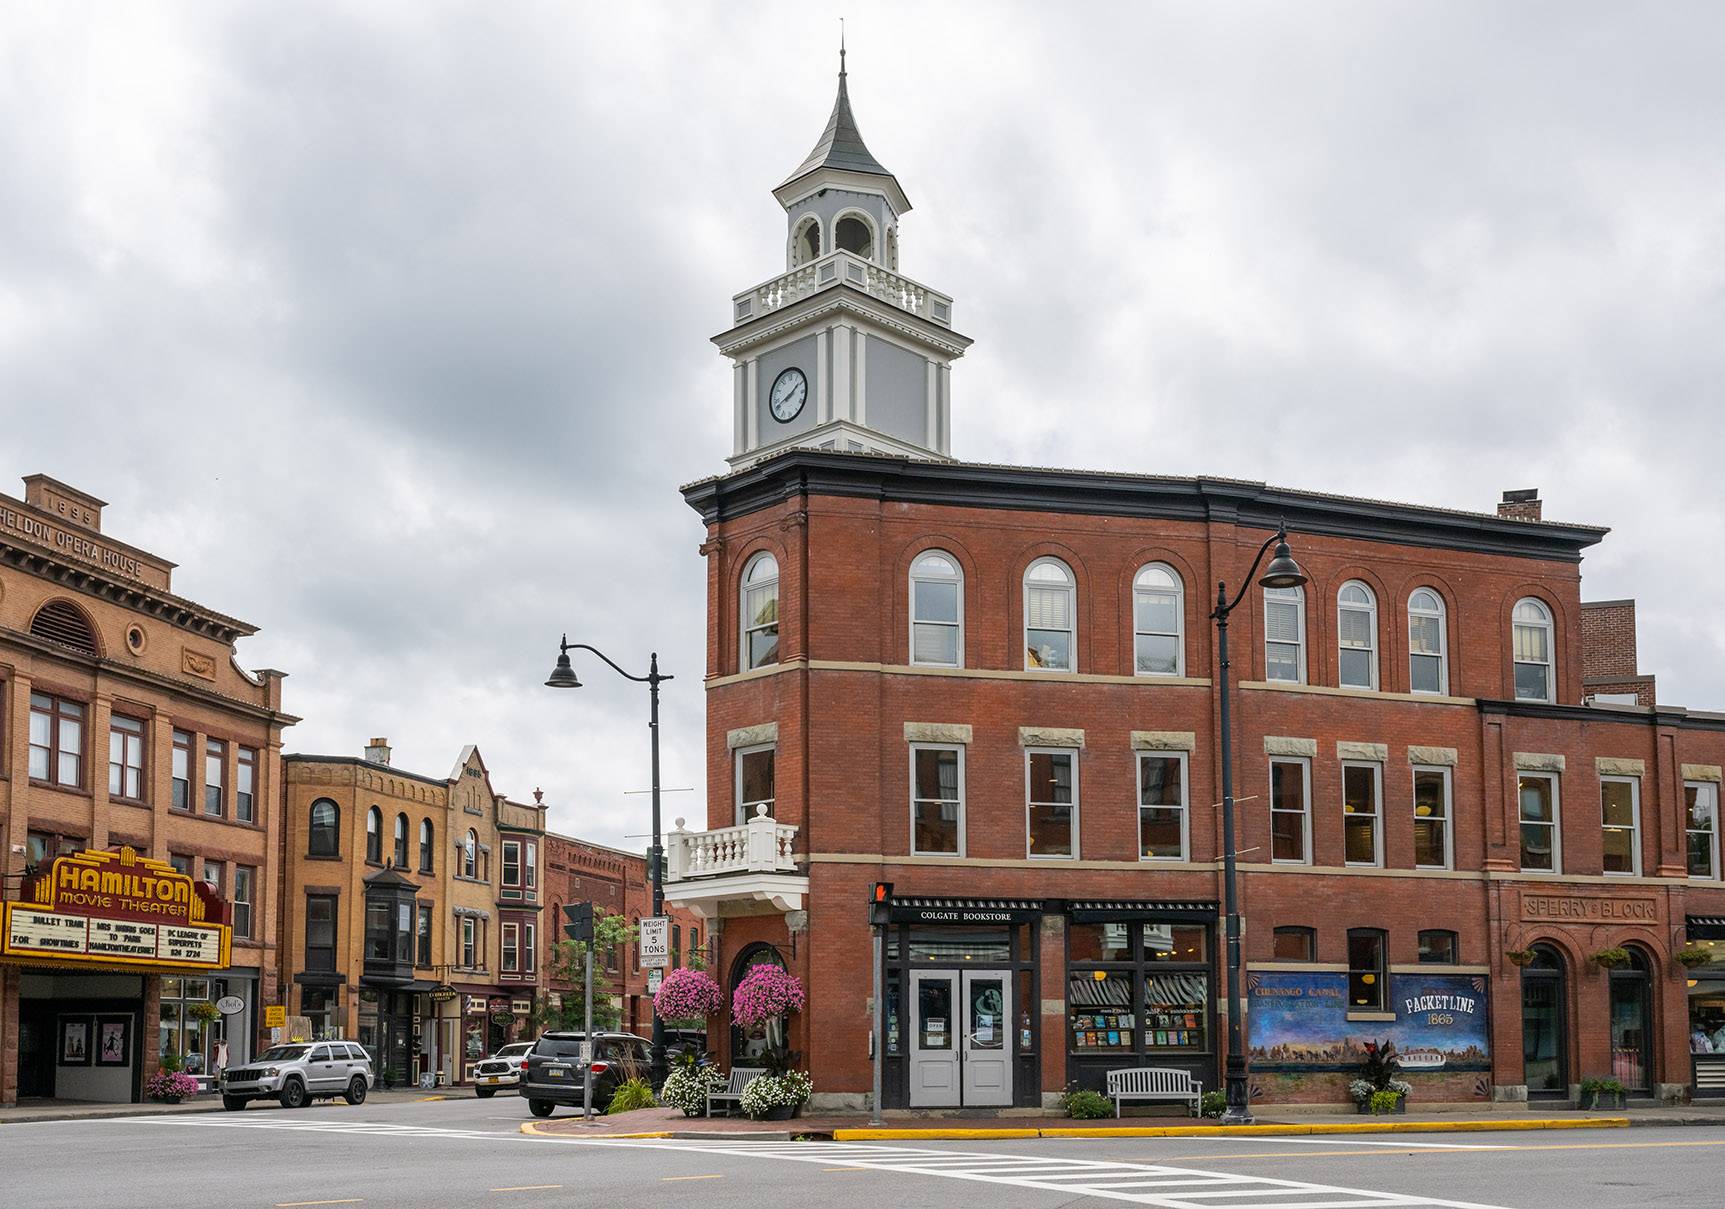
[30, 600, 99, 655]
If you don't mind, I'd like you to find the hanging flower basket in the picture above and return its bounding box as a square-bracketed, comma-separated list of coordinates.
[655, 968, 725, 1022]
[1505, 949, 1537, 968]
[187, 1000, 223, 1024]
[1675, 946, 1714, 970]
[1591, 947, 1630, 970]
[732, 965, 805, 1028]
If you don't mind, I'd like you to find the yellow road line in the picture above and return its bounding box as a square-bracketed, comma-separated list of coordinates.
[660, 1174, 725, 1181]
[1148, 1138, 1725, 1163]
[491, 1185, 564, 1192]
[275, 1201, 363, 1207]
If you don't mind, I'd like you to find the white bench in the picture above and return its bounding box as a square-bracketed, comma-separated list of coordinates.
[706, 1066, 765, 1117]
[1105, 1068, 1202, 1117]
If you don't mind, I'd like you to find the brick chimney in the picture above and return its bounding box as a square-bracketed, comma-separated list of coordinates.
[364, 737, 392, 765]
[1497, 488, 1542, 522]
[1581, 600, 1656, 706]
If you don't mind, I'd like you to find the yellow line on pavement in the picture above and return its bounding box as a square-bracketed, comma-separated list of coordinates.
[1155, 1138, 1725, 1164]
[275, 1201, 363, 1207]
[491, 1185, 563, 1192]
[660, 1174, 725, 1181]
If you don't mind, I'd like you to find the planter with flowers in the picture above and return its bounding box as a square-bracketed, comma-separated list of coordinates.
[145, 1070, 201, 1103]
[1591, 947, 1630, 971]
[731, 966, 810, 1119]
[1676, 946, 1714, 971]
[655, 968, 725, 1025]
[1505, 949, 1537, 968]
[1348, 1040, 1410, 1114]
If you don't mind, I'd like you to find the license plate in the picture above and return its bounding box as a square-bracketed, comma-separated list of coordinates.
[546, 1067, 567, 1079]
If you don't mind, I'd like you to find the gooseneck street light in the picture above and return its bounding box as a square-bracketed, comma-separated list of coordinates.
[1212, 524, 1307, 1125]
[545, 635, 674, 1088]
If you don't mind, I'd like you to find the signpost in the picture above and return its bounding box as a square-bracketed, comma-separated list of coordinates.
[639, 917, 669, 970]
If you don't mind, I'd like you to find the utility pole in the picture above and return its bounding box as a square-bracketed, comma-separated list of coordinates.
[583, 941, 594, 1121]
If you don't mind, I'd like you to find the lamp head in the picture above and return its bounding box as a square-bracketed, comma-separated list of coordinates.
[544, 637, 582, 689]
[1258, 528, 1308, 590]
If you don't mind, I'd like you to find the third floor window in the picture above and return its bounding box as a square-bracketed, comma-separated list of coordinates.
[1133, 563, 1184, 676]
[1024, 558, 1075, 672]
[741, 552, 780, 671]
[1513, 598, 1554, 702]
[1337, 581, 1378, 690]
[909, 550, 963, 667]
[1408, 588, 1449, 694]
[1264, 586, 1306, 683]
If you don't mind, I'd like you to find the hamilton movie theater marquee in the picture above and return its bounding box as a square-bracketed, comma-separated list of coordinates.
[2, 848, 231, 971]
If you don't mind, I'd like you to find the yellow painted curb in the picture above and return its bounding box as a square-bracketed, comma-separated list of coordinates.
[519, 1121, 674, 1140]
[831, 1118, 1631, 1141]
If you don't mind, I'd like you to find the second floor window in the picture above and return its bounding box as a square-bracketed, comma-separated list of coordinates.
[366, 807, 383, 864]
[309, 798, 340, 857]
[393, 813, 409, 868]
[1408, 589, 1448, 694]
[503, 840, 522, 890]
[501, 922, 519, 973]
[1264, 586, 1306, 683]
[419, 819, 435, 873]
[109, 715, 146, 802]
[236, 747, 257, 823]
[909, 550, 963, 666]
[29, 692, 83, 789]
[1133, 563, 1184, 676]
[1518, 773, 1560, 872]
[171, 729, 192, 809]
[1688, 782, 1720, 880]
[1418, 929, 1458, 964]
[736, 745, 775, 824]
[461, 829, 478, 879]
[202, 859, 225, 898]
[233, 866, 254, 939]
[1026, 748, 1078, 858]
[204, 739, 226, 816]
[1601, 776, 1640, 876]
[1138, 752, 1187, 860]
[305, 895, 336, 971]
[416, 903, 433, 966]
[1412, 766, 1452, 869]
[1269, 757, 1311, 863]
[1513, 598, 1554, 702]
[911, 744, 963, 856]
[1337, 581, 1378, 689]
[1024, 558, 1075, 671]
[1342, 762, 1382, 866]
[1272, 926, 1315, 961]
[460, 916, 478, 968]
[741, 552, 780, 670]
[524, 920, 536, 974]
[1347, 928, 1387, 1012]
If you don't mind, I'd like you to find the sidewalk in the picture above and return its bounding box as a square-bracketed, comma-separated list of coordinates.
[0, 1086, 470, 1125]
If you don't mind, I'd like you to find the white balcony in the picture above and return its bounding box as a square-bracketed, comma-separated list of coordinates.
[663, 806, 808, 918]
[731, 250, 954, 328]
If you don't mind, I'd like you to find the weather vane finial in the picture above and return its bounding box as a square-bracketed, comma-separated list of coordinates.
[839, 17, 846, 76]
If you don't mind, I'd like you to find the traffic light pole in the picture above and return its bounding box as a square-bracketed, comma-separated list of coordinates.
[583, 943, 594, 1121]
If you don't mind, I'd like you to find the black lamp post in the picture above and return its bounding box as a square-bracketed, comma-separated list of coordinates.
[1212, 523, 1307, 1124]
[545, 635, 673, 1088]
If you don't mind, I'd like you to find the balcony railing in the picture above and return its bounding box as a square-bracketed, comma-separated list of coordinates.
[666, 806, 799, 881]
[732, 250, 954, 328]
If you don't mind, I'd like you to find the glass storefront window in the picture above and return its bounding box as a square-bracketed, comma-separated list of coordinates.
[1145, 972, 1208, 1051]
[1069, 923, 1131, 963]
[159, 978, 226, 1074]
[1143, 925, 1207, 963]
[1067, 969, 1134, 1051]
[908, 929, 1011, 964]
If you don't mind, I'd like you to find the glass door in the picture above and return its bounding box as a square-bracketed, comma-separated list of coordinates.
[909, 970, 960, 1107]
[1610, 953, 1652, 1093]
[1521, 947, 1567, 1098]
[961, 972, 1011, 1106]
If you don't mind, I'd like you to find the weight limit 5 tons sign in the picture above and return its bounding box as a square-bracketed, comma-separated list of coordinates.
[638, 917, 670, 970]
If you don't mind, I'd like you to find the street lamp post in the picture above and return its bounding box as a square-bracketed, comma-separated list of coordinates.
[545, 635, 673, 1089]
[1212, 524, 1307, 1125]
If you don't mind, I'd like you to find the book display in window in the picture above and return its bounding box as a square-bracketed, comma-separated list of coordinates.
[1145, 971, 1208, 1050]
[1068, 970, 1133, 1049]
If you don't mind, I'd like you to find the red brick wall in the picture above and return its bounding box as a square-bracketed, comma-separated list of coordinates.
[1581, 601, 1638, 681]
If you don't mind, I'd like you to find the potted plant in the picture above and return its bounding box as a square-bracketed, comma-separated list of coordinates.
[655, 968, 725, 1025]
[731, 964, 806, 1030]
[1591, 947, 1630, 970]
[658, 1046, 726, 1118]
[1579, 1076, 1626, 1110]
[1676, 946, 1714, 970]
[1348, 1040, 1409, 1114]
[145, 1070, 201, 1103]
[737, 1047, 812, 1121]
[1505, 949, 1537, 967]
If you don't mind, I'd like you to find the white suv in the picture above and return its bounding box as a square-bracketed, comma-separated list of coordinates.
[220, 1042, 374, 1110]
[472, 1042, 534, 1097]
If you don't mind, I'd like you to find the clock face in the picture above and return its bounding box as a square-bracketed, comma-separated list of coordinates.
[769, 367, 808, 423]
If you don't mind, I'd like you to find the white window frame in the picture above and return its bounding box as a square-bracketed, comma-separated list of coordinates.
[526, 840, 538, 892]
[1025, 746, 1079, 859]
[1136, 750, 1189, 861]
[1517, 771, 1562, 873]
[460, 916, 477, 969]
[909, 743, 966, 857]
[1268, 757, 1312, 865]
[909, 550, 964, 668]
[501, 921, 519, 973]
[461, 829, 478, 879]
[1132, 563, 1185, 677]
[740, 551, 780, 671]
[1512, 597, 1555, 703]
[1341, 760, 1383, 867]
[1336, 580, 1379, 690]
[502, 839, 522, 890]
[1407, 588, 1449, 695]
[1411, 764, 1453, 870]
[1023, 557, 1076, 672]
[735, 743, 775, 825]
[1600, 774, 1641, 877]
[108, 714, 145, 802]
[524, 919, 537, 974]
[1686, 781, 1721, 880]
[233, 865, 254, 939]
[1263, 586, 1307, 684]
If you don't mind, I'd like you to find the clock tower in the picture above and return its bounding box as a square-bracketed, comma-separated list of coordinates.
[718, 49, 972, 467]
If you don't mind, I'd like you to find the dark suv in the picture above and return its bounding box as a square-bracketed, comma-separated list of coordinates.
[520, 1031, 650, 1117]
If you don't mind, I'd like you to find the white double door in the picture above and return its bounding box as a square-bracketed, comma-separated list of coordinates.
[909, 968, 1011, 1107]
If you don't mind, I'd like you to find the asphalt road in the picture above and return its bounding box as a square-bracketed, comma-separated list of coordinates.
[2, 1095, 1720, 1209]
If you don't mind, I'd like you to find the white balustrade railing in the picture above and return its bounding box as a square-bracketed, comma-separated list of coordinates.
[665, 805, 800, 882]
[732, 250, 953, 327]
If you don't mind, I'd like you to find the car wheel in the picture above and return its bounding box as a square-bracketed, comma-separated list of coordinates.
[343, 1076, 368, 1106]
[528, 1100, 554, 1118]
[476, 1087, 495, 1099]
[279, 1078, 308, 1110]
[221, 1095, 248, 1112]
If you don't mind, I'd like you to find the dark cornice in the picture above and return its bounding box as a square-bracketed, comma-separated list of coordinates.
[682, 450, 1610, 564]
[1477, 698, 1725, 732]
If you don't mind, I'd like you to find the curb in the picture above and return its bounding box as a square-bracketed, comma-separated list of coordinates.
[0, 1104, 230, 1126]
[831, 1118, 1633, 1141]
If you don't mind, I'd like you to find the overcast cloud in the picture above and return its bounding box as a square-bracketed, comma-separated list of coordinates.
[3, 2, 1722, 850]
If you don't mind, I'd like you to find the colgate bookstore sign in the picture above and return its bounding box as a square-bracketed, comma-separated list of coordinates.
[2, 848, 231, 971]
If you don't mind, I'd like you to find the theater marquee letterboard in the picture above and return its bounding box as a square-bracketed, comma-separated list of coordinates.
[2, 848, 230, 971]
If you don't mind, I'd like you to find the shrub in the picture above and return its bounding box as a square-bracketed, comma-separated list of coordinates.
[659, 1064, 725, 1117]
[739, 1070, 812, 1118]
[1060, 1085, 1113, 1119]
[655, 969, 724, 1023]
[158, 1054, 185, 1075]
[1580, 1076, 1625, 1097]
[1369, 1089, 1402, 1115]
[605, 1077, 657, 1115]
[145, 1071, 200, 1103]
[1200, 1090, 1227, 1119]
[732, 965, 805, 1027]
[1359, 1040, 1402, 1090]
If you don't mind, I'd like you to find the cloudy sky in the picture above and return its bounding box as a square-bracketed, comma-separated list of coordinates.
[4, 2, 1722, 850]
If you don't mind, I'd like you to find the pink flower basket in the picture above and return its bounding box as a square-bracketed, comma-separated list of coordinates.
[731, 965, 805, 1028]
[654, 968, 724, 1021]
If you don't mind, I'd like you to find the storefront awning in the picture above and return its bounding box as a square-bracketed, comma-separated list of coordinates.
[1068, 900, 1217, 923]
[1689, 916, 1725, 940]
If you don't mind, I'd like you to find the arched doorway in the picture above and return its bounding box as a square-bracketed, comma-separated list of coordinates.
[1521, 944, 1568, 1098]
[729, 943, 787, 1062]
[1609, 949, 1655, 1093]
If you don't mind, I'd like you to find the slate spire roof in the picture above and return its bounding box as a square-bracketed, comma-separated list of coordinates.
[781, 46, 904, 200]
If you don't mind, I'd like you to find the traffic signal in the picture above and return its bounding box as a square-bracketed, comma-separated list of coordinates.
[563, 901, 594, 944]
[873, 882, 893, 904]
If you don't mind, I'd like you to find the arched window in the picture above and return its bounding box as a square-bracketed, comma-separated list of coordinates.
[729, 943, 788, 1061]
[1522, 943, 1569, 1097]
[309, 799, 340, 857]
[1408, 588, 1448, 694]
[393, 813, 409, 868]
[909, 550, 963, 666]
[834, 213, 873, 259]
[1512, 598, 1554, 702]
[419, 818, 434, 873]
[1337, 581, 1378, 690]
[1133, 563, 1184, 676]
[30, 600, 99, 656]
[462, 829, 478, 879]
[741, 552, 780, 671]
[1024, 558, 1075, 671]
[793, 215, 821, 265]
[365, 806, 383, 864]
[1264, 585, 1306, 683]
[1609, 949, 1654, 1093]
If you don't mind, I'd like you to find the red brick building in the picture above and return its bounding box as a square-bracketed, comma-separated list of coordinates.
[661, 64, 1725, 1112]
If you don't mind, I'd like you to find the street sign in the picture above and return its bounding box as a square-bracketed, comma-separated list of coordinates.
[263, 1004, 286, 1028]
[639, 916, 670, 969]
[647, 968, 663, 994]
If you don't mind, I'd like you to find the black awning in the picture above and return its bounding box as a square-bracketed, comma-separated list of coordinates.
[1689, 916, 1725, 940]
[1067, 900, 1217, 923]
[292, 970, 347, 987]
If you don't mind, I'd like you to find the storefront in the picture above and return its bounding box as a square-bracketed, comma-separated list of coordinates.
[1685, 920, 1725, 1098]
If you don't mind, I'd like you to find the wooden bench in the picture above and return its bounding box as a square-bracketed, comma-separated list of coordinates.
[706, 1066, 766, 1117]
[1105, 1067, 1202, 1117]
